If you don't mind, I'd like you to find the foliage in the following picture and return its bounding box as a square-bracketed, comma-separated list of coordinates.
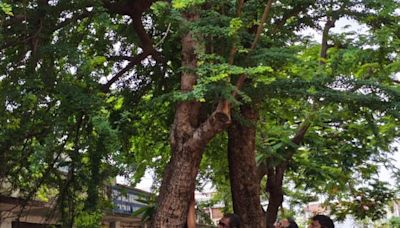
[131, 193, 157, 223]
[389, 216, 400, 228]
[1, 0, 400, 226]
[0, 3, 13, 16]
[181, 0, 400, 222]
[74, 210, 103, 228]
[0, 0, 169, 225]
[330, 180, 396, 221]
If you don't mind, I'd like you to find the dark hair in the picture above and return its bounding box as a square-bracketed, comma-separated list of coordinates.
[312, 215, 334, 228]
[225, 213, 240, 228]
[287, 218, 299, 228]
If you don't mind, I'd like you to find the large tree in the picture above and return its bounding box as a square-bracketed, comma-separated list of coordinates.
[225, 0, 400, 226]
[0, 0, 168, 225]
[194, 0, 400, 227]
[1, 0, 400, 227]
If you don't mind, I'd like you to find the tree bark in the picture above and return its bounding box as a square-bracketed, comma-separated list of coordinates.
[320, 18, 335, 65]
[151, 141, 203, 227]
[228, 105, 266, 228]
[263, 19, 334, 227]
[265, 167, 284, 228]
[151, 12, 231, 227]
[264, 121, 310, 227]
[187, 191, 196, 228]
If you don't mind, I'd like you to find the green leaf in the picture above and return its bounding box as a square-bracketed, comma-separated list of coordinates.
[151, 1, 169, 16]
[114, 97, 124, 110]
[172, 0, 205, 9]
[90, 56, 107, 66]
[0, 3, 13, 16]
[228, 18, 242, 36]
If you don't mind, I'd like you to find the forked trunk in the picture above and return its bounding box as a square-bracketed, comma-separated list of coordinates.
[228, 105, 266, 228]
[151, 12, 231, 227]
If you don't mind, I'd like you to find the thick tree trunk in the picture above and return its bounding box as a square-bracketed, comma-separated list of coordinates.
[151, 12, 231, 227]
[152, 102, 230, 227]
[152, 142, 203, 227]
[228, 105, 266, 228]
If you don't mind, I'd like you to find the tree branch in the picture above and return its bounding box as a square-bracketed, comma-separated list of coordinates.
[320, 18, 336, 65]
[257, 162, 268, 182]
[1, 19, 44, 51]
[101, 0, 132, 15]
[270, 4, 310, 35]
[228, 0, 245, 65]
[101, 0, 162, 92]
[232, 0, 274, 96]
[291, 121, 311, 145]
[258, 120, 311, 183]
[101, 51, 150, 92]
[179, 0, 277, 151]
[282, 120, 311, 168]
[392, 78, 400, 84]
[250, 0, 274, 50]
[101, 0, 157, 59]
[170, 12, 202, 150]
[184, 101, 231, 152]
[106, 55, 141, 62]
[132, 15, 155, 52]
[102, 0, 153, 15]
[54, 10, 94, 31]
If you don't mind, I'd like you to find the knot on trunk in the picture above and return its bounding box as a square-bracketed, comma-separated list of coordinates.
[214, 111, 231, 126]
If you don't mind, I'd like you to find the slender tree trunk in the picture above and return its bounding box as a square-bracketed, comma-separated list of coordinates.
[265, 167, 284, 228]
[320, 18, 335, 65]
[228, 105, 266, 228]
[265, 20, 332, 226]
[263, 122, 310, 227]
[266, 16, 332, 226]
[266, 17, 327, 227]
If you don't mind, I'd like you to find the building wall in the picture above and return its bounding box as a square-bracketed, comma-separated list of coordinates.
[110, 185, 149, 215]
[1, 184, 150, 228]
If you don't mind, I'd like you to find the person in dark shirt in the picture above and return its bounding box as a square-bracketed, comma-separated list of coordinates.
[274, 218, 299, 228]
[217, 213, 240, 228]
[308, 214, 334, 228]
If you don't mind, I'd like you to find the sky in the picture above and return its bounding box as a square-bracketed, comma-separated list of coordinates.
[134, 170, 154, 192]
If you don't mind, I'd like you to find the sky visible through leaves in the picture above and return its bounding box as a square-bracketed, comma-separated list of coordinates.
[128, 17, 400, 193]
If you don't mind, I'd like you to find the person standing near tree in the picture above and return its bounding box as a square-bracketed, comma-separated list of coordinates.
[274, 218, 299, 228]
[217, 213, 241, 228]
[308, 215, 335, 228]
